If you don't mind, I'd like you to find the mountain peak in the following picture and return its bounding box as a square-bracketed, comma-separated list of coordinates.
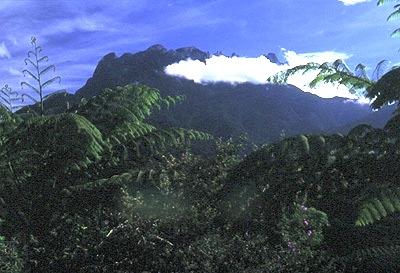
[147, 44, 168, 52]
[264, 52, 285, 65]
[101, 52, 117, 61]
[175, 46, 209, 61]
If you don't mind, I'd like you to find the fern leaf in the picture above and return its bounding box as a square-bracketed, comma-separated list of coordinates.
[37, 56, 49, 63]
[388, 8, 400, 21]
[22, 70, 39, 82]
[39, 65, 56, 77]
[356, 188, 400, 226]
[41, 76, 61, 89]
[391, 28, 400, 37]
[24, 58, 38, 69]
[372, 60, 389, 80]
[21, 82, 40, 94]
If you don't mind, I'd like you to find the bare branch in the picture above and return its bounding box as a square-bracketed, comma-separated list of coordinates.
[22, 69, 40, 82]
[43, 89, 67, 100]
[21, 82, 40, 94]
[37, 56, 49, 63]
[27, 51, 36, 58]
[21, 93, 38, 103]
[39, 65, 56, 77]
[41, 76, 61, 89]
[24, 58, 38, 69]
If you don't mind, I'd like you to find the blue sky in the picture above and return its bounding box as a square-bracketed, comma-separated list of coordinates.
[0, 0, 398, 99]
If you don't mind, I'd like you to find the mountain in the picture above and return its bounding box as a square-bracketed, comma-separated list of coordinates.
[331, 104, 397, 134]
[23, 44, 393, 144]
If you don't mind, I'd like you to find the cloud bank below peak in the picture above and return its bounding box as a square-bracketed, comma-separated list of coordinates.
[165, 49, 366, 101]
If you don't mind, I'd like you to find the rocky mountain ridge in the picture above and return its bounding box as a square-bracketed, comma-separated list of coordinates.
[21, 44, 393, 144]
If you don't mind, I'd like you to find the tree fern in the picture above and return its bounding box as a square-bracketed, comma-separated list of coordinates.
[367, 67, 400, 109]
[0, 113, 109, 182]
[377, 0, 400, 39]
[355, 187, 400, 226]
[74, 84, 212, 159]
[20, 37, 66, 116]
[0, 85, 22, 112]
[267, 58, 400, 111]
[268, 59, 374, 96]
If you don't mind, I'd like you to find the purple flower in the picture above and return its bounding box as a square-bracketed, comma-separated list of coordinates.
[287, 241, 297, 252]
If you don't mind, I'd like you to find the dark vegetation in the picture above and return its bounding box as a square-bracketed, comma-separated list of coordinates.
[1, 1, 400, 272]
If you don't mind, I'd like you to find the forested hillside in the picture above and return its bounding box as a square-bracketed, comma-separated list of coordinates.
[1, 0, 400, 272]
[18, 44, 392, 144]
[2, 80, 400, 272]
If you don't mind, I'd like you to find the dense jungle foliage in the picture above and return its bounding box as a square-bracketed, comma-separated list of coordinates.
[1, 1, 400, 272]
[0, 79, 399, 272]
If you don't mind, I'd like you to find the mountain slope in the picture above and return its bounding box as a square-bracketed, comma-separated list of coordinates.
[24, 44, 393, 144]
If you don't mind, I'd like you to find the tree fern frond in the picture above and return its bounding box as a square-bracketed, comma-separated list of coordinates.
[24, 58, 37, 69]
[266, 62, 321, 84]
[372, 60, 389, 80]
[387, 7, 400, 21]
[367, 66, 400, 109]
[37, 56, 49, 63]
[22, 70, 39, 82]
[378, 0, 399, 7]
[268, 60, 373, 96]
[332, 59, 351, 73]
[27, 51, 36, 58]
[39, 65, 56, 77]
[21, 93, 38, 103]
[355, 63, 369, 79]
[356, 187, 400, 226]
[42, 89, 68, 100]
[66, 168, 160, 193]
[2, 113, 108, 179]
[41, 76, 61, 89]
[20, 82, 40, 94]
[390, 28, 400, 37]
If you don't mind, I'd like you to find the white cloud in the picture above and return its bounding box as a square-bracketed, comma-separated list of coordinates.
[0, 42, 11, 59]
[338, 0, 371, 6]
[7, 67, 20, 76]
[165, 49, 367, 101]
[41, 15, 113, 36]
